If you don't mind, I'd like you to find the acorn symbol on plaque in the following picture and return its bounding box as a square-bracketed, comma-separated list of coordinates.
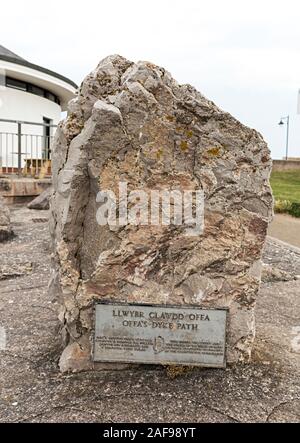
[153, 336, 165, 354]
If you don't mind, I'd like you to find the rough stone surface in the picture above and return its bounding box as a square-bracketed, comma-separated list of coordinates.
[0, 206, 299, 423]
[50, 55, 273, 371]
[27, 187, 53, 210]
[0, 196, 13, 241]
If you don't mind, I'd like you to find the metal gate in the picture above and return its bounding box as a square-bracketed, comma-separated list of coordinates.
[0, 118, 57, 178]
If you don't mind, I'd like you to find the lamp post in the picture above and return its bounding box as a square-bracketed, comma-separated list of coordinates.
[278, 116, 290, 161]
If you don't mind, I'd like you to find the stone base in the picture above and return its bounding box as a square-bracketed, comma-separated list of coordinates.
[59, 336, 136, 373]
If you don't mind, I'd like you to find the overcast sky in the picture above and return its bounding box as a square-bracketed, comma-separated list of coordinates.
[1, 0, 300, 159]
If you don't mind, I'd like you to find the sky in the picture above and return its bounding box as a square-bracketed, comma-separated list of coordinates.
[1, 0, 300, 159]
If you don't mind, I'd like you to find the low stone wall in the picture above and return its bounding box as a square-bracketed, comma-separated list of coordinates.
[0, 177, 52, 204]
[272, 160, 300, 172]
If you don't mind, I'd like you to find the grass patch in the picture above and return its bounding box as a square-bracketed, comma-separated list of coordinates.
[270, 170, 300, 217]
[274, 199, 292, 214]
[290, 202, 300, 217]
[270, 170, 300, 203]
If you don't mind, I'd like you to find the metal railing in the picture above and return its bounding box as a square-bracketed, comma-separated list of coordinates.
[0, 118, 57, 178]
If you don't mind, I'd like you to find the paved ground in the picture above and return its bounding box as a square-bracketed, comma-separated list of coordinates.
[268, 214, 300, 248]
[0, 205, 299, 423]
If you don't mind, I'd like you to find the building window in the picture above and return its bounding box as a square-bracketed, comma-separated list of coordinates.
[6, 77, 27, 91]
[45, 91, 56, 102]
[5, 76, 60, 105]
[27, 84, 44, 97]
[43, 117, 52, 160]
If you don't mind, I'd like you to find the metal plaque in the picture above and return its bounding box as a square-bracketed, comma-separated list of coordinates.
[93, 303, 227, 368]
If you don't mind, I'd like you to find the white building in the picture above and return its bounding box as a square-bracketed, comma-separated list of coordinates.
[0, 45, 77, 175]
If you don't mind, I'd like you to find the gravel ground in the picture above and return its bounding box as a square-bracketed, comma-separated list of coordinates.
[263, 237, 300, 276]
[0, 205, 299, 423]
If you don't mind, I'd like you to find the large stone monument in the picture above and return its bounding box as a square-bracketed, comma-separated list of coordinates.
[49, 55, 273, 372]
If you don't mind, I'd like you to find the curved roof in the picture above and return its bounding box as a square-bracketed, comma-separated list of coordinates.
[0, 45, 26, 61]
[0, 45, 77, 89]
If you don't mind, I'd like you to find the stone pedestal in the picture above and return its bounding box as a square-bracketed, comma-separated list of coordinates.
[49, 55, 273, 372]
